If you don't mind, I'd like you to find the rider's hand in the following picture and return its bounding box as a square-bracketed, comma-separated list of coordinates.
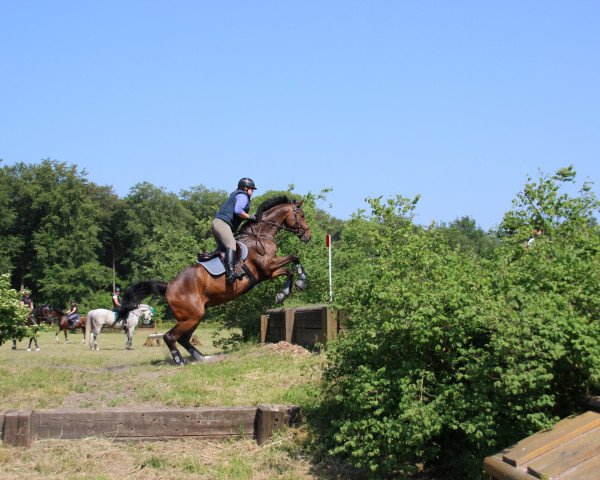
[248, 214, 256, 221]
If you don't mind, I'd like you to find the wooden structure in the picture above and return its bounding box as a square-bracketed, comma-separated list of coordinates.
[484, 409, 600, 479]
[260, 305, 338, 349]
[0, 404, 300, 448]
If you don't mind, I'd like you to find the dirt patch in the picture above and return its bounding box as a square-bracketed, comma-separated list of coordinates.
[260, 341, 312, 357]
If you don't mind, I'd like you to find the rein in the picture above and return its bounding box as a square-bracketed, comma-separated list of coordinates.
[242, 204, 307, 256]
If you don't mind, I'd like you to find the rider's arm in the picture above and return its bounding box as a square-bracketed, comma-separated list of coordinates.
[234, 194, 252, 220]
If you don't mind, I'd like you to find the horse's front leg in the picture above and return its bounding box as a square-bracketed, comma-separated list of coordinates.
[125, 327, 133, 350]
[276, 272, 293, 303]
[268, 254, 307, 303]
[294, 263, 307, 291]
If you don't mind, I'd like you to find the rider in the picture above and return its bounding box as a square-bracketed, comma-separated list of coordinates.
[112, 286, 123, 320]
[20, 289, 34, 312]
[66, 300, 80, 327]
[212, 178, 257, 284]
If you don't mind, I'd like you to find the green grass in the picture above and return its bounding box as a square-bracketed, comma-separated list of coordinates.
[0, 324, 321, 410]
[0, 325, 367, 479]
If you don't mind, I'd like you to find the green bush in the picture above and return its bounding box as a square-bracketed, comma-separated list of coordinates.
[0, 274, 29, 345]
[315, 168, 600, 478]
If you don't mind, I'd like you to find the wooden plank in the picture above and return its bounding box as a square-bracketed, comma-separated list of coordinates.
[483, 455, 536, 480]
[502, 411, 600, 466]
[526, 426, 600, 478]
[284, 308, 296, 343]
[2, 410, 33, 447]
[33, 407, 256, 440]
[255, 404, 286, 445]
[260, 315, 268, 343]
[560, 453, 600, 479]
[327, 309, 338, 341]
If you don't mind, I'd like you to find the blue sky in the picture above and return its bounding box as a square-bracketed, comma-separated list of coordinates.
[1, 1, 599, 230]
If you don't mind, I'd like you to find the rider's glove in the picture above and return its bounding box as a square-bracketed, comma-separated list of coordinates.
[248, 214, 256, 221]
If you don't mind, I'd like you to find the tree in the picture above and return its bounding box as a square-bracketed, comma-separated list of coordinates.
[2, 160, 114, 306]
[0, 274, 29, 345]
[436, 216, 498, 258]
[0, 162, 23, 275]
[117, 182, 196, 282]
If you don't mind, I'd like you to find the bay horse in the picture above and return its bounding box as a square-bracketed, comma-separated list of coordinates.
[120, 196, 311, 366]
[56, 309, 85, 343]
[85, 305, 152, 350]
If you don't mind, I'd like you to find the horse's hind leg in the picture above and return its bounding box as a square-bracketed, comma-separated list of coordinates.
[178, 326, 207, 362]
[28, 337, 39, 351]
[164, 320, 199, 366]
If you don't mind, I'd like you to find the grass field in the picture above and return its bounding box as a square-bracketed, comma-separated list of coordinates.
[0, 325, 358, 480]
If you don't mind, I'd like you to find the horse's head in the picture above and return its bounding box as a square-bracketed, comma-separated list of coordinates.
[282, 200, 312, 243]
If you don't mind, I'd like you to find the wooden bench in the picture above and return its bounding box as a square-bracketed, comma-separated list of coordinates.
[484, 410, 600, 479]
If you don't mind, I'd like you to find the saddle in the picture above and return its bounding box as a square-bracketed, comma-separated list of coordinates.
[196, 241, 249, 277]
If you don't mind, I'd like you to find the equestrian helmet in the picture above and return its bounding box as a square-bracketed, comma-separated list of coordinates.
[115, 286, 121, 293]
[238, 178, 257, 190]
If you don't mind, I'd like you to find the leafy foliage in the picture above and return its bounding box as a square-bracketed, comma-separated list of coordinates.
[0, 274, 29, 345]
[314, 168, 600, 478]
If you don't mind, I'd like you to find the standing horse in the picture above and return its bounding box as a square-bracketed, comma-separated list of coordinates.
[55, 313, 87, 344]
[85, 304, 153, 350]
[11, 312, 41, 351]
[120, 196, 311, 366]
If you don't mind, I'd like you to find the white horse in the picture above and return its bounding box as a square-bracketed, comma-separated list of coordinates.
[85, 304, 153, 351]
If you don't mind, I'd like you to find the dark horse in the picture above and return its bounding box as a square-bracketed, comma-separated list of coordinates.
[120, 196, 311, 366]
[49, 307, 87, 344]
[11, 309, 45, 351]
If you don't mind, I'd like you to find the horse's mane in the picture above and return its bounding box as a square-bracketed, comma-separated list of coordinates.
[237, 195, 293, 236]
[255, 195, 292, 219]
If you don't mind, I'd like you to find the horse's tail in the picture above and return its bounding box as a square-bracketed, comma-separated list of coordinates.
[84, 312, 92, 346]
[119, 281, 167, 321]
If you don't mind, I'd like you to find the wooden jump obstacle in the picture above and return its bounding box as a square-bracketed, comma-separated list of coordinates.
[0, 404, 300, 448]
[260, 305, 338, 349]
[484, 397, 600, 479]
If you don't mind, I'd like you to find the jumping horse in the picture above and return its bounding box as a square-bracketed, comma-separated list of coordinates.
[120, 196, 311, 366]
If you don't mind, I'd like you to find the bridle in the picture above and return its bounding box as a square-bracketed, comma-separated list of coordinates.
[245, 203, 309, 255]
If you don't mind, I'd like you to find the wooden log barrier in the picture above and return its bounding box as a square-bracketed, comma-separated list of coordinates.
[0, 404, 300, 448]
[260, 305, 338, 349]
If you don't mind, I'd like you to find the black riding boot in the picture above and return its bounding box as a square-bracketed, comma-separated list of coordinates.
[224, 248, 241, 285]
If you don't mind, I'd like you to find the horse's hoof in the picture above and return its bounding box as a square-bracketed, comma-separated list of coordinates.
[295, 280, 306, 291]
[276, 292, 286, 303]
